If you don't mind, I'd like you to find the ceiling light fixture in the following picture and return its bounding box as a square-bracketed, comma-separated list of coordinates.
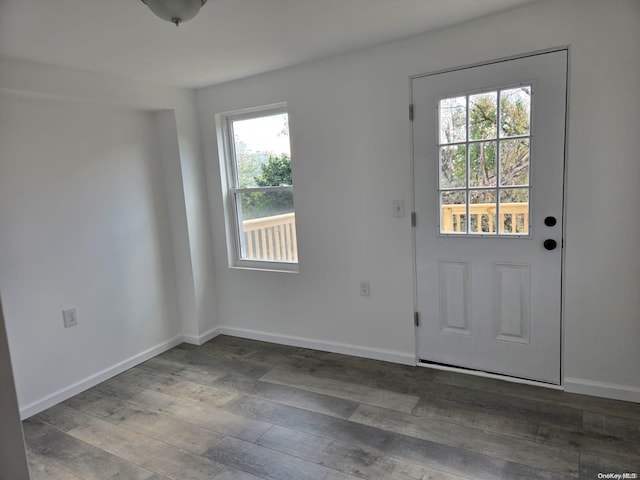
[141, 0, 208, 26]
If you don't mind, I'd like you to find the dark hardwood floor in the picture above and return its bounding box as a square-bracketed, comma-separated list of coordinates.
[23, 335, 640, 479]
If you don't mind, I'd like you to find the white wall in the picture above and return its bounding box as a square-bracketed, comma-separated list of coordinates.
[0, 92, 180, 412]
[197, 0, 640, 400]
[0, 58, 218, 416]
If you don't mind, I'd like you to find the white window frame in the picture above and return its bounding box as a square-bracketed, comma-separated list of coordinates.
[217, 103, 298, 272]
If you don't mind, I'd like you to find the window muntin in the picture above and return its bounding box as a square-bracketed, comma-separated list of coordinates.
[223, 106, 298, 270]
[438, 85, 531, 236]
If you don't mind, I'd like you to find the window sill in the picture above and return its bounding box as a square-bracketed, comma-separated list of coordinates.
[230, 260, 299, 274]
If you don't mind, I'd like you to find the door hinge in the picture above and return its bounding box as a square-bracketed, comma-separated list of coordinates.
[414, 312, 420, 327]
[409, 104, 414, 121]
[411, 212, 416, 227]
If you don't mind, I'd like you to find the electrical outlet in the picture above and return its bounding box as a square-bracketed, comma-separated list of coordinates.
[360, 281, 370, 297]
[62, 307, 78, 328]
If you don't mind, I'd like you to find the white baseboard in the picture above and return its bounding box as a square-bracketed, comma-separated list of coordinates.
[564, 377, 640, 403]
[217, 326, 415, 366]
[19, 334, 184, 419]
[182, 326, 222, 346]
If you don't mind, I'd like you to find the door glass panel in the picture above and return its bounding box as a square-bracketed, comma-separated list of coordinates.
[439, 97, 467, 144]
[469, 141, 497, 187]
[439, 145, 466, 189]
[440, 191, 466, 233]
[499, 188, 529, 234]
[438, 85, 532, 236]
[469, 92, 497, 140]
[470, 190, 497, 233]
[500, 139, 530, 186]
[500, 86, 531, 137]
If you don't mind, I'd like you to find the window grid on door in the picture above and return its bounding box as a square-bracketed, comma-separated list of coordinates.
[438, 85, 532, 236]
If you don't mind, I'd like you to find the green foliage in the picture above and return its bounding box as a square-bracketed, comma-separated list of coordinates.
[254, 154, 292, 187]
[240, 154, 294, 219]
[235, 140, 270, 188]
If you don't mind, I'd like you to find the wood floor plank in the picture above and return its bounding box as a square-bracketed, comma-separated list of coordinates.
[582, 410, 640, 442]
[27, 452, 83, 480]
[433, 370, 640, 421]
[144, 358, 360, 419]
[261, 368, 420, 413]
[206, 335, 313, 358]
[413, 381, 583, 428]
[214, 466, 267, 480]
[535, 421, 640, 459]
[63, 413, 228, 480]
[72, 379, 273, 443]
[212, 373, 359, 419]
[579, 451, 640, 478]
[56, 397, 224, 455]
[317, 350, 433, 380]
[138, 355, 231, 388]
[224, 395, 568, 480]
[32, 403, 88, 432]
[203, 336, 436, 396]
[256, 424, 471, 480]
[203, 435, 361, 480]
[159, 344, 271, 379]
[236, 350, 432, 396]
[114, 366, 239, 408]
[23, 419, 167, 480]
[350, 403, 578, 476]
[411, 393, 541, 441]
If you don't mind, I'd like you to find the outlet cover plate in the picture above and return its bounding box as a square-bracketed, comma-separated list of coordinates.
[63, 307, 78, 328]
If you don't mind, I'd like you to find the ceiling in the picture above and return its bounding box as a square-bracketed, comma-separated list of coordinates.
[0, 0, 539, 89]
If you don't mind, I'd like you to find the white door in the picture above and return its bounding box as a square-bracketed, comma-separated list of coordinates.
[412, 50, 567, 384]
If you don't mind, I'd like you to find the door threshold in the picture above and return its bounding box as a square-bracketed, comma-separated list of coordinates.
[418, 359, 563, 390]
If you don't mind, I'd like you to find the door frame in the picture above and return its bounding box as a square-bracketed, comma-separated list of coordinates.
[409, 46, 571, 389]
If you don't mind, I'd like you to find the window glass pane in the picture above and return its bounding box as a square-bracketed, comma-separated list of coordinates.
[469, 141, 497, 187]
[232, 113, 291, 188]
[439, 97, 467, 144]
[237, 190, 297, 262]
[469, 92, 497, 140]
[500, 139, 530, 186]
[500, 87, 531, 137]
[439, 145, 466, 189]
[499, 188, 529, 234]
[440, 191, 467, 233]
[470, 190, 497, 233]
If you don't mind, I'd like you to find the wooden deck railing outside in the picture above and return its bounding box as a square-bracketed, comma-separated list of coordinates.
[242, 212, 298, 262]
[442, 202, 529, 234]
[241, 203, 527, 261]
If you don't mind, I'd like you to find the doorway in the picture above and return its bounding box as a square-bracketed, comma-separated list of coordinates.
[412, 50, 568, 384]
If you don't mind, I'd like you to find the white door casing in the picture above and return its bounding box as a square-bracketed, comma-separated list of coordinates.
[412, 50, 567, 384]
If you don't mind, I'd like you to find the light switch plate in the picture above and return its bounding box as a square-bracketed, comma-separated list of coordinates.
[393, 200, 405, 217]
